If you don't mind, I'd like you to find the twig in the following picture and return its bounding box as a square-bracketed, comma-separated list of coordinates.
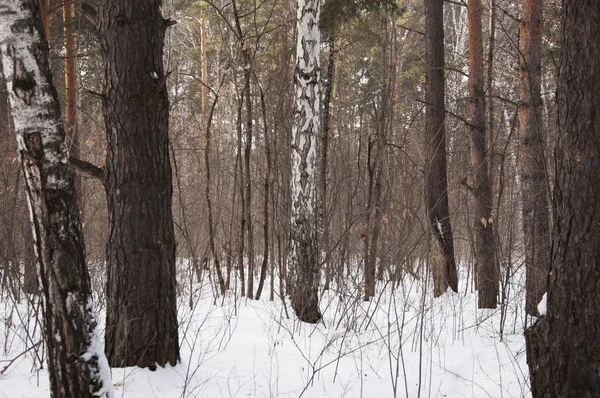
[0, 340, 42, 375]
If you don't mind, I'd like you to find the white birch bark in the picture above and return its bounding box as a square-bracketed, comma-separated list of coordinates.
[289, 0, 322, 323]
[0, 1, 113, 396]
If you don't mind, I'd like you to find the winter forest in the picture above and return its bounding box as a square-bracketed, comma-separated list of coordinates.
[0, 0, 599, 396]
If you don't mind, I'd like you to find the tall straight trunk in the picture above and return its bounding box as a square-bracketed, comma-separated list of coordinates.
[99, 0, 180, 368]
[231, 0, 255, 298]
[424, 0, 458, 296]
[200, 11, 208, 118]
[320, 30, 334, 290]
[236, 93, 246, 296]
[255, 84, 271, 300]
[487, 0, 497, 188]
[366, 18, 395, 299]
[468, 0, 498, 308]
[0, 1, 112, 395]
[289, 0, 322, 323]
[62, 0, 77, 153]
[519, 0, 550, 316]
[62, 0, 82, 201]
[38, 0, 49, 39]
[525, 2, 600, 395]
[205, 84, 226, 294]
[244, 79, 255, 297]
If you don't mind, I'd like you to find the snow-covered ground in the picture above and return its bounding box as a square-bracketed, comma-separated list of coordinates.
[0, 267, 530, 397]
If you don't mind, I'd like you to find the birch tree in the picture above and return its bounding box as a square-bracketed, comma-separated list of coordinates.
[289, 0, 322, 323]
[0, 1, 112, 396]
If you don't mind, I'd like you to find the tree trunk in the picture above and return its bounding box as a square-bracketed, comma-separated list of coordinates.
[99, 0, 180, 368]
[62, 0, 81, 197]
[236, 93, 246, 297]
[255, 84, 271, 300]
[231, 0, 255, 298]
[424, 0, 458, 296]
[62, 0, 77, 153]
[0, 1, 112, 395]
[320, 29, 334, 291]
[289, 0, 322, 323]
[200, 11, 208, 118]
[38, 0, 49, 39]
[526, 2, 600, 396]
[468, 0, 498, 308]
[519, 0, 550, 316]
[205, 82, 226, 294]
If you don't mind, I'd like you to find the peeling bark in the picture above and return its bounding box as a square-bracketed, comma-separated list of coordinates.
[289, 0, 322, 323]
[0, 1, 112, 396]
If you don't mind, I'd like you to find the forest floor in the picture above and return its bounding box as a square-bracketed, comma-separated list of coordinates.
[0, 265, 530, 397]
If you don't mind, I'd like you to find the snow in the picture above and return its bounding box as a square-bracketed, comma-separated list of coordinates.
[435, 218, 445, 244]
[0, 265, 531, 397]
[537, 293, 547, 316]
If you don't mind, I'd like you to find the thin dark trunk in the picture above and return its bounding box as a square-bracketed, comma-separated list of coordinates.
[424, 0, 458, 295]
[364, 135, 374, 299]
[231, 0, 255, 298]
[320, 30, 334, 291]
[63, 0, 81, 198]
[99, 0, 179, 367]
[519, 0, 550, 316]
[526, 2, 600, 395]
[200, 11, 208, 118]
[255, 85, 270, 300]
[205, 82, 226, 294]
[38, 0, 49, 39]
[468, 0, 498, 308]
[236, 93, 246, 297]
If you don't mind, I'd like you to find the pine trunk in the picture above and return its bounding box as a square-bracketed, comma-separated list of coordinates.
[99, 0, 180, 368]
[526, 2, 600, 395]
[468, 0, 498, 308]
[424, 0, 458, 296]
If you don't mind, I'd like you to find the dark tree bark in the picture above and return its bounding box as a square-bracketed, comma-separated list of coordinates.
[526, 2, 600, 396]
[365, 18, 396, 300]
[231, 0, 256, 298]
[289, 0, 322, 323]
[255, 83, 271, 300]
[205, 82, 226, 295]
[0, 1, 111, 395]
[37, 0, 49, 39]
[519, 0, 551, 317]
[424, 0, 458, 296]
[468, 0, 498, 308]
[99, 0, 180, 367]
[320, 30, 334, 291]
[62, 0, 82, 197]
